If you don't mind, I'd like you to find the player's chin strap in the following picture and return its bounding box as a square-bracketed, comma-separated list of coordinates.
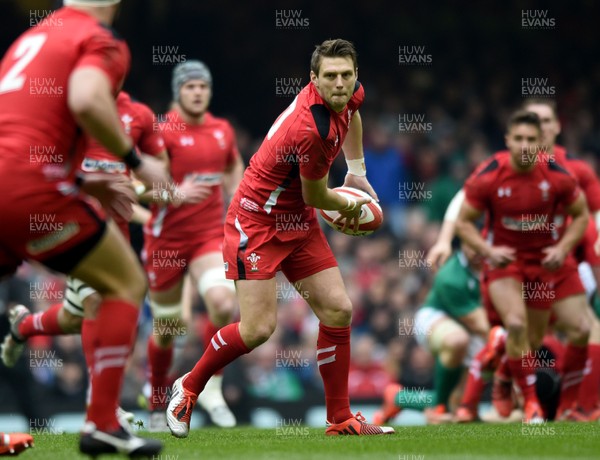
[346, 158, 366, 176]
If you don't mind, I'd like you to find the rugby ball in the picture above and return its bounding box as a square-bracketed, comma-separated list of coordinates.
[319, 187, 383, 236]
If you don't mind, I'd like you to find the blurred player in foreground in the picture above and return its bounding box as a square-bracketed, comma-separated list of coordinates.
[167, 39, 394, 437]
[0, 0, 168, 455]
[1, 90, 167, 428]
[375, 242, 489, 424]
[143, 61, 243, 431]
[456, 111, 590, 423]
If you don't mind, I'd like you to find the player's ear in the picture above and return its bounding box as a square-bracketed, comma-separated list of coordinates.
[310, 70, 318, 87]
[355, 67, 359, 80]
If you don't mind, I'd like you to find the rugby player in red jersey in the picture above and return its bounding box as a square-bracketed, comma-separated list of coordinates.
[166, 39, 394, 437]
[432, 101, 600, 422]
[456, 110, 590, 423]
[1, 89, 168, 427]
[143, 60, 244, 431]
[0, 0, 167, 455]
[519, 99, 600, 420]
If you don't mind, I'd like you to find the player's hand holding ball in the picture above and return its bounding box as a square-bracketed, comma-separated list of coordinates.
[320, 187, 383, 236]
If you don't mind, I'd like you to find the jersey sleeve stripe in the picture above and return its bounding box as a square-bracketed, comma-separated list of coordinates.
[548, 161, 571, 175]
[477, 158, 499, 176]
[262, 163, 300, 214]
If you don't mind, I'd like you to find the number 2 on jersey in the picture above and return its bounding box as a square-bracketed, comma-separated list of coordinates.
[0, 34, 47, 94]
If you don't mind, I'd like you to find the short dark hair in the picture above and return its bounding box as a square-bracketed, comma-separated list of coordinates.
[310, 39, 358, 75]
[522, 98, 558, 118]
[507, 110, 541, 132]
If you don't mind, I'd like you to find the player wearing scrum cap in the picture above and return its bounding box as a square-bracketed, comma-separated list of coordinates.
[0, 0, 167, 456]
[167, 39, 393, 438]
[143, 60, 244, 431]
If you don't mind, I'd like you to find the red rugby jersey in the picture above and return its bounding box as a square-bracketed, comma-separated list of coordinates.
[81, 91, 165, 175]
[464, 152, 581, 260]
[145, 110, 240, 238]
[233, 81, 365, 220]
[0, 7, 130, 181]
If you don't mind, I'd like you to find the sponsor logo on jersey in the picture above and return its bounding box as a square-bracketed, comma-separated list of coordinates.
[240, 197, 260, 213]
[185, 172, 223, 186]
[81, 157, 127, 174]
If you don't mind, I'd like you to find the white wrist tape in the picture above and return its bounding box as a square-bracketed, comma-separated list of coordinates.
[346, 158, 366, 176]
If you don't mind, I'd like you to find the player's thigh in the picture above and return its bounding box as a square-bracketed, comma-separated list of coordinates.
[552, 294, 591, 343]
[488, 277, 527, 327]
[235, 278, 277, 344]
[293, 267, 352, 327]
[457, 307, 490, 338]
[148, 277, 184, 305]
[588, 307, 600, 343]
[70, 220, 146, 304]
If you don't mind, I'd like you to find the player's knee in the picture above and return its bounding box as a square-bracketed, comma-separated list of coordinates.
[567, 318, 591, 345]
[150, 299, 184, 343]
[505, 317, 526, 338]
[240, 321, 276, 349]
[318, 294, 352, 326]
[443, 328, 470, 354]
[205, 287, 236, 327]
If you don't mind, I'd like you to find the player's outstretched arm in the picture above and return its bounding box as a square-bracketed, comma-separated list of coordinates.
[427, 188, 466, 270]
[542, 193, 589, 270]
[341, 111, 379, 201]
[68, 67, 133, 157]
[68, 67, 169, 186]
[223, 155, 245, 198]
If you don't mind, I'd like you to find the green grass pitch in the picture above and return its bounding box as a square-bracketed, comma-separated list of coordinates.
[20, 423, 600, 460]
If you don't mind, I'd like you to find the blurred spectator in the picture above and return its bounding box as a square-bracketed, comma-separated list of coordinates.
[348, 335, 394, 398]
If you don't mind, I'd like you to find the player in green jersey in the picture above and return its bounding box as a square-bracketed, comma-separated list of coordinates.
[374, 243, 489, 424]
